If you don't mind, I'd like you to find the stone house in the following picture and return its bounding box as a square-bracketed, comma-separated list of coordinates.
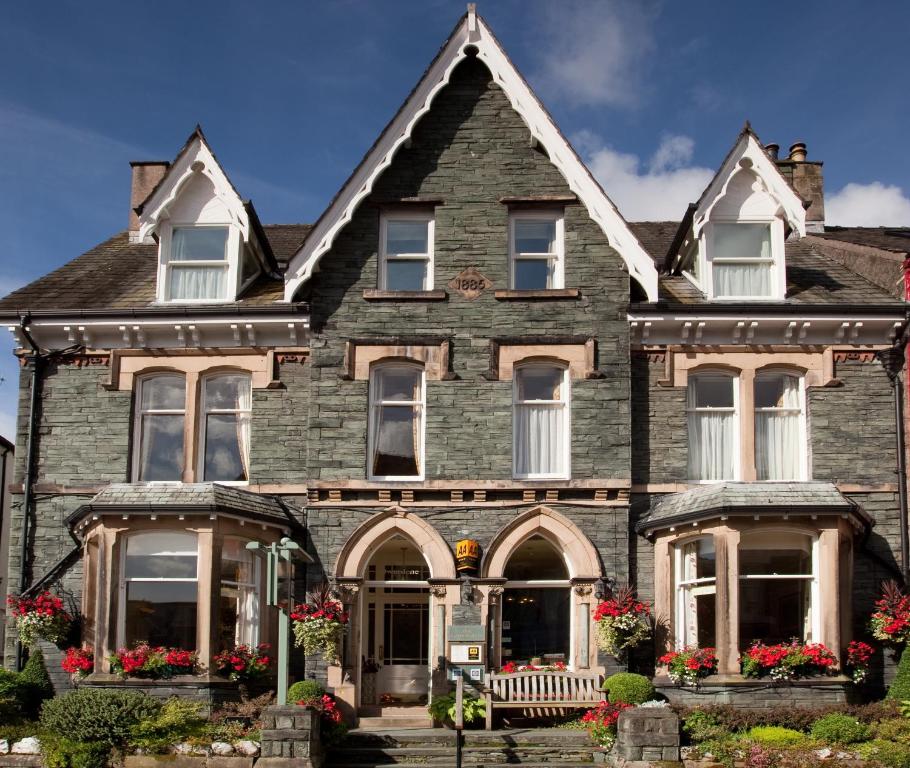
[0, 8, 907, 718]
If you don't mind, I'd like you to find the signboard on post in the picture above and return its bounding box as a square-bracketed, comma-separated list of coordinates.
[446, 624, 486, 685]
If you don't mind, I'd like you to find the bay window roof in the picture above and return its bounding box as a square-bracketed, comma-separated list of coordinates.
[635, 481, 870, 536]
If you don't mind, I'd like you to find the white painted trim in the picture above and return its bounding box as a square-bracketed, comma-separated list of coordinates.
[283, 14, 658, 301]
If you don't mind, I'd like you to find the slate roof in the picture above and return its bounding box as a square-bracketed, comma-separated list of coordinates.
[0, 225, 313, 316]
[627, 222, 906, 310]
[814, 227, 910, 255]
[67, 482, 292, 526]
[636, 481, 869, 534]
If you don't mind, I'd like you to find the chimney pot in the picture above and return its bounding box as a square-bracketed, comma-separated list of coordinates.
[764, 143, 780, 161]
[129, 161, 170, 237]
[788, 142, 807, 162]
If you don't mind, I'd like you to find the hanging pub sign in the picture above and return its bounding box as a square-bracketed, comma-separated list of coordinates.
[455, 539, 481, 573]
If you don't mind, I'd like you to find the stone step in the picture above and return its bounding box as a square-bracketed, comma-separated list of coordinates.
[356, 716, 436, 730]
[341, 729, 594, 749]
[329, 745, 598, 764]
[329, 763, 598, 768]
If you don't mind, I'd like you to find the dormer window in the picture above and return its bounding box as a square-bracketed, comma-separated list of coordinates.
[167, 226, 231, 301]
[711, 223, 773, 299]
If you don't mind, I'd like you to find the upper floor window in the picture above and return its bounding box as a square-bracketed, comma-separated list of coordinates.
[513, 364, 570, 479]
[754, 372, 804, 481]
[509, 213, 564, 290]
[369, 363, 425, 480]
[135, 373, 186, 482]
[710, 223, 773, 299]
[200, 373, 252, 482]
[167, 226, 230, 301]
[687, 373, 738, 481]
[379, 213, 434, 291]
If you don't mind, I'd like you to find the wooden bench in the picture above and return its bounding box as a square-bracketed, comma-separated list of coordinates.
[483, 670, 604, 729]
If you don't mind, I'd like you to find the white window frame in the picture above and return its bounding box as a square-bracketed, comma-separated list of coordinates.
[368, 362, 426, 481]
[132, 372, 187, 483]
[737, 529, 820, 644]
[673, 536, 717, 649]
[118, 531, 199, 648]
[703, 218, 786, 301]
[378, 212, 435, 291]
[220, 537, 261, 647]
[509, 211, 565, 290]
[157, 222, 239, 304]
[753, 371, 808, 482]
[686, 371, 741, 483]
[512, 364, 571, 481]
[197, 371, 253, 486]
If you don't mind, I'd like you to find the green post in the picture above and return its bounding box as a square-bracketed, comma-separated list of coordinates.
[247, 537, 311, 706]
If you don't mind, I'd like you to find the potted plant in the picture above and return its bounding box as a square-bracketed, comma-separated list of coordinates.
[7, 591, 72, 647]
[62, 646, 95, 679]
[361, 656, 379, 705]
[290, 583, 349, 664]
[427, 689, 486, 729]
[740, 641, 837, 680]
[214, 643, 273, 699]
[658, 646, 717, 686]
[593, 584, 651, 659]
[109, 643, 198, 678]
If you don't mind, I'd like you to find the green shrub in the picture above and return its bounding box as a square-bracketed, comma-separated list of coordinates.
[0, 669, 21, 723]
[859, 739, 910, 768]
[889, 646, 910, 701]
[19, 649, 54, 717]
[809, 712, 869, 745]
[683, 709, 727, 744]
[40, 688, 162, 746]
[42, 737, 111, 768]
[745, 726, 808, 748]
[129, 698, 207, 753]
[602, 672, 655, 705]
[287, 679, 325, 705]
[674, 701, 898, 733]
[874, 717, 910, 745]
[427, 690, 486, 725]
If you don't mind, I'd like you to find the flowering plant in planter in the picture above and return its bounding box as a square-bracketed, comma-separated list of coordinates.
[846, 640, 874, 683]
[500, 661, 567, 673]
[6, 591, 72, 646]
[870, 580, 910, 645]
[290, 583, 348, 663]
[296, 693, 347, 746]
[740, 641, 838, 680]
[213, 643, 273, 681]
[593, 584, 651, 658]
[109, 643, 198, 678]
[580, 700, 631, 748]
[658, 646, 717, 686]
[62, 646, 94, 678]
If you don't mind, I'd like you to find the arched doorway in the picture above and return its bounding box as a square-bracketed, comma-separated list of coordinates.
[362, 536, 431, 704]
[501, 535, 571, 665]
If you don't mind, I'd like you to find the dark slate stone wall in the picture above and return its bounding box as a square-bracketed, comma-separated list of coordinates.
[631, 354, 687, 485]
[303, 56, 631, 484]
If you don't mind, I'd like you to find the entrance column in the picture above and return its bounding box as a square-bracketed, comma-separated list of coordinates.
[331, 578, 362, 720]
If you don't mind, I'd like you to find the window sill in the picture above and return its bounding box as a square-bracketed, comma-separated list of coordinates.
[494, 289, 580, 300]
[363, 289, 448, 301]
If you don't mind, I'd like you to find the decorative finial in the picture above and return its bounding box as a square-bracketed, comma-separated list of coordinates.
[467, 3, 477, 33]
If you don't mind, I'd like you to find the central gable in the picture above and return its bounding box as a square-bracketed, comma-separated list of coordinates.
[283, 8, 658, 301]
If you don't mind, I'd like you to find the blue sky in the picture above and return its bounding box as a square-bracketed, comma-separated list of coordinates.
[1, 0, 908, 439]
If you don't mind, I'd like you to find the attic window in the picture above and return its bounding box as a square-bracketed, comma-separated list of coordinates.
[711, 223, 773, 298]
[167, 226, 230, 301]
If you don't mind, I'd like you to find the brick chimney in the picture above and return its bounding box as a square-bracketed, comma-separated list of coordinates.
[773, 142, 824, 233]
[129, 161, 170, 240]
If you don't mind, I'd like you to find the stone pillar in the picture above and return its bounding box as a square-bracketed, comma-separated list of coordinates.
[615, 707, 680, 763]
[258, 704, 323, 768]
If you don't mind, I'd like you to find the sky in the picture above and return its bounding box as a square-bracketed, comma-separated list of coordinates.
[0, 0, 908, 440]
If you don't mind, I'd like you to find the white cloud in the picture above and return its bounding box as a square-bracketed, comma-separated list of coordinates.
[826, 182, 910, 227]
[532, 1, 658, 108]
[575, 131, 714, 221]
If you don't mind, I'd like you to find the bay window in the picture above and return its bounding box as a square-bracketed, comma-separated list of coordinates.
[135, 374, 186, 482]
[674, 537, 716, 648]
[219, 538, 260, 648]
[369, 363, 425, 479]
[200, 373, 252, 482]
[122, 532, 198, 649]
[687, 373, 737, 481]
[167, 226, 230, 301]
[754, 372, 804, 480]
[509, 212, 564, 290]
[513, 365, 570, 479]
[379, 214, 434, 291]
[739, 531, 817, 646]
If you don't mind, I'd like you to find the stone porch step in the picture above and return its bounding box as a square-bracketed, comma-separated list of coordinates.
[356, 716, 435, 730]
[330, 746, 597, 764]
[342, 729, 595, 747]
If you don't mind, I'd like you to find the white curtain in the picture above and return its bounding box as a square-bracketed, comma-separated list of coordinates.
[713, 262, 771, 297]
[688, 411, 735, 480]
[168, 265, 226, 301]
[515, 404, 564, 476]
[236, 380, 252, 480]
[755, 377, 801, 480]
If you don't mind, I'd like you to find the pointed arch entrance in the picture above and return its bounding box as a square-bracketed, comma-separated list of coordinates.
[331, 508, 457, 715]
[479, 507, 602, 672]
